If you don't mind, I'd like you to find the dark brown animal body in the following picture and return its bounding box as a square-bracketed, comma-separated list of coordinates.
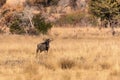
[36, 39, 52, 57]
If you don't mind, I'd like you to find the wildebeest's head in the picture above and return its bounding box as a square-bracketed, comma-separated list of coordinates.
[44, 38, 53, 43]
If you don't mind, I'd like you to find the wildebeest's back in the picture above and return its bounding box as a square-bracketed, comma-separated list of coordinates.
[37, 43, 46, 51]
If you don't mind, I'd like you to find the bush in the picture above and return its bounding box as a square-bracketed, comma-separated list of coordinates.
[55, 12, 97, 27]
[10, 18, 25, 34]
[32, 14, 52, 34]
[49, 0, 60, 6]
[55, 12, 85, 26]
[26, 0, 59, 6]
[59, 58, 75, 69]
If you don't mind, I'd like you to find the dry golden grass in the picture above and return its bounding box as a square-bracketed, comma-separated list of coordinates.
[0, 27, 120, 80]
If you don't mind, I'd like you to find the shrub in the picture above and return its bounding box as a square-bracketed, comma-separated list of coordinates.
[100, 62, 111, 70]
[32, 14, 52, 34]
[49, 0, 60, 6]
[59, 58, 75, 69]
[10, 18, 25, 34]
[55, 12, 83, 25]
[55, 12, 97, 27]
[26, 0, 59, 6]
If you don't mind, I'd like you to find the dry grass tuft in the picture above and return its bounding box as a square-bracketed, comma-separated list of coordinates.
[110, 70, 120, 76]
[100, 62, 111, 70]
[59, 58, 75, 69]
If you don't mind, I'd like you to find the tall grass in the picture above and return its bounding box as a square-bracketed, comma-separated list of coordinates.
[0, 27, 120, 80]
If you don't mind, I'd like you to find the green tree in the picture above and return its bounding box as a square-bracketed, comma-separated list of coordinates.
[10, 18, 25, 34]
[32, 14, 52, 34]
[89, 0, 120, 35]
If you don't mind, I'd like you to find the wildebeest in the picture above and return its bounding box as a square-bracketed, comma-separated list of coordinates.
[36, 38, 52, 57]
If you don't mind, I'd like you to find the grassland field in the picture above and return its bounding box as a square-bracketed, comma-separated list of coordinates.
[0, 27, 120, 80]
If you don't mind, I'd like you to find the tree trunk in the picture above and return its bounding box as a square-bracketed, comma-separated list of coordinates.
[108, 19, 115, 36]
[98, 18, 102, 30]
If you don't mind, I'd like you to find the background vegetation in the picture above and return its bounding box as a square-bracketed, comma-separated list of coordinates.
[89, 0, 120, 28]
[0, 0, 120, 35]
[32, 14, 52, 34]
[55, 12, 97, 27]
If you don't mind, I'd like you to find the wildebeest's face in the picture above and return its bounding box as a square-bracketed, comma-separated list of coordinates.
[44, 39, 53, 43]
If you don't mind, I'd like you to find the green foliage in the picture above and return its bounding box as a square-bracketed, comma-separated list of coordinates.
[49, 0, 60, 6]
[56, 13, 85, 25]
[10, 18, 25, 34]
[89, 0, 120, 21]
[56, 12, 97, 26]
[26, 0, 59, 6]
[87, 15, 98, 26]
[32, 14, 52, 34]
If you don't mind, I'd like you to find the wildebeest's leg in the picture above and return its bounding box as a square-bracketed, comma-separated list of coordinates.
[46, 47, 49, 53]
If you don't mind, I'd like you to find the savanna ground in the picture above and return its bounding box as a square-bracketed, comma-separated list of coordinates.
[0, 27, 120, 80]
